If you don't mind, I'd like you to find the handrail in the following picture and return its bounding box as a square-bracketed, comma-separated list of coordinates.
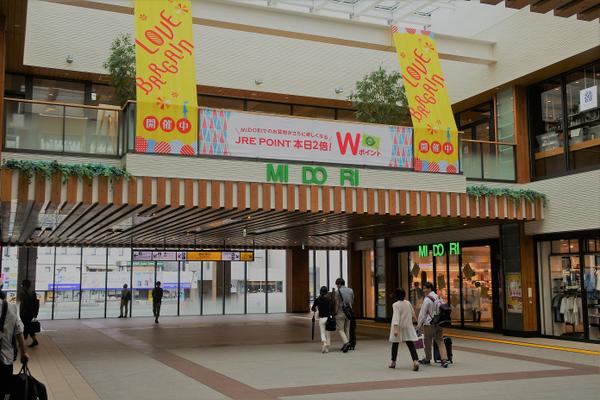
[459, 138, 515, 146]
[4, 97, 121, 112]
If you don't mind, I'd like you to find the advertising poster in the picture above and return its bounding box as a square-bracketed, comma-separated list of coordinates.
[199, 108, 413, 169]
[134, 0, 198, 155]
[506, 272, 523, 314]
[392, 26, 459, 174]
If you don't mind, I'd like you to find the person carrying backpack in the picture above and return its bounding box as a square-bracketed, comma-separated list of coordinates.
[416, 282, 450, 368]
[1, 294, 30, 398]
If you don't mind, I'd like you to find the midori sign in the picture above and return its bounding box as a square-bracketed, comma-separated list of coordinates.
[266, 164, 360, 187]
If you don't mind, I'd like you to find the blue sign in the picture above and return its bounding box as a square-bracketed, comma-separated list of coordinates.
[48, 283, 80, 291]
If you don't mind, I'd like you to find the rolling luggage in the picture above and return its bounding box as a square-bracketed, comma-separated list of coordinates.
[433, 336, 453, 363]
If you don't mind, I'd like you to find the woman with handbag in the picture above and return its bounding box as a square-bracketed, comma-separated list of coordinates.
[311, 286, 336, 353]
[389, 288, 420, 371]
[19, 280, 40, 348]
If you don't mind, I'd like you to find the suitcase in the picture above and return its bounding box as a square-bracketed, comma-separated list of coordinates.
[433, 336, 453, 363]
[9, 363, 48, 400]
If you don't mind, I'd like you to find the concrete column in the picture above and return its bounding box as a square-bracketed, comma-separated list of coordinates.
[285, 248, 309, 313]
[347, 249, 363, 318]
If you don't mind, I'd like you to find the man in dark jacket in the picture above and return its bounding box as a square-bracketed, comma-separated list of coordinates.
[152, 281, 164, 324]
[119, 284, 132, 318]
[19, 280, 39, 347]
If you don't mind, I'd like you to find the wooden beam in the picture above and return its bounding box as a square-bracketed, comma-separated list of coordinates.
[531, 0, 572, 14]
[577, 4, 600, 20]
[555, 0, 598, 17]
[505, 0, 537, 9]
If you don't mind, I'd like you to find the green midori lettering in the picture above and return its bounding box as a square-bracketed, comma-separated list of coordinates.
[302, 166, 328, 185]
[340, 168, 359, 187]
[418, 244, 428, 257]
[266, 164, 289, 183]
[433, 243, 445, 257]
[449, 242, 460, 255]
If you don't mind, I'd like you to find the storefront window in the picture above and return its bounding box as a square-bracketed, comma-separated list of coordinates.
[565, 62, 600, 171]
[408, 250, 432, 317]
[461, 246, 493, 329]
[529, 61, 600, 179]
[539, 236, 600, 341]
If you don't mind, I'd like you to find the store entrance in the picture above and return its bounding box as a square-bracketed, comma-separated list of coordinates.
[397, 241, 502, 332]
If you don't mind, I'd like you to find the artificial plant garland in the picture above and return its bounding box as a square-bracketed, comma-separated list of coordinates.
[2, 159, 132, 183]
[466, 185, 547, 207]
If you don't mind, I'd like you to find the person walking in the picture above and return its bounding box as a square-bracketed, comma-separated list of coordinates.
[334, 278, 354, 353]
[311, 286, 335, 353]
[19, 279, 39, 348]
[1, 293, 30, 398]
[119, 284, 131, 318]
[152, 281, 164, 324]
[417, 282, 450, 368]
[389, 288, 420, 371]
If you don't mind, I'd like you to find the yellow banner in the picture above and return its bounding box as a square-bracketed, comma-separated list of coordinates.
[392, 27, 459, 174]
[187, 251, 222, 262]
[134, 0, 197, 155]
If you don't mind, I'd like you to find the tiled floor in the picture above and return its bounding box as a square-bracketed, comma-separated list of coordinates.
[14, 315, 600, 400]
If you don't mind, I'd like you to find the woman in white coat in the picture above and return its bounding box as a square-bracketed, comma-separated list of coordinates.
[389, 288, 420, 371]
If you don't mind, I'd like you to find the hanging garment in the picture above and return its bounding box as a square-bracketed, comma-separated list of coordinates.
[552, 295, 564, 323]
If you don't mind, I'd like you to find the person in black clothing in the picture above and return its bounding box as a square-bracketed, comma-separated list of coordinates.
[152, 281, 164, 324]
[19, 280, 39, 347]
[311, 286, 334, 353]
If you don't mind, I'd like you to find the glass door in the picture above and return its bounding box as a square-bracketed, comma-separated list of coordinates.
[461, 246, 494, 329]
[362, 250, 375, 319]
[583, 239, 600, 341]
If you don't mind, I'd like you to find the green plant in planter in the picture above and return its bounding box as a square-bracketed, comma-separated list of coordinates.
[104, 33, 136, 106]
[466, 185, 547, 207]
[2, 160, 132, 184]
[348, 67, 412, 126]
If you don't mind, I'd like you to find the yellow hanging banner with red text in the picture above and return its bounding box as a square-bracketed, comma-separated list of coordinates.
[392, 26, 458, 174]
[134, 0, 197, 155]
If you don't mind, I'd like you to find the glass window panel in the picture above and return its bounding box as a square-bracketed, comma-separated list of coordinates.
[157, 260, 179, 316]
[496, 88, 515, 143]
[583, 250, 600, 341]
[448, 255, 461, 325]
[226, 261, 246, 314]
[292, 105, 335, 119]
[107, 248, 132, 318]
[80, 248, 107, 318]
[4, 100, 65, 152]
[566, 62, 600, 171]
[32, 78, 85, 104]
[247, 101, 291, 115]
[530, 78, 565, 178]
[408, 250, 432, 318]
[132, 261, 155, 317]
[33, 248, 54, 320]
[482, 143, 516, 181]
[362, 250, 375, 318]
[435, 256, 448, 301]
[5, 74, 26, 95]
[64, 106, 119, 155]
[247, 250, 266, 313]
[198, 95, 245, 110]
[202, 261, 220, 315]
[329, 251, 342, 292]
[461, 246, 493, 329]
[316, 250, 328, 291]
[53, 247, 81, 319]
[309, 250, 316, 305]
[552, 240, 570, 254]
[267, 250, 286, 313]
[460, 140, 482, 179]
[90, 84, 117, 106]
[180, 261, 202, 315]
[1, 247, 19, 304]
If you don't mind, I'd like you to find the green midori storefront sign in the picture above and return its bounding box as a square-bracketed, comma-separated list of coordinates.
[418, 242, 460, 257]
[266, 163, 360, 187]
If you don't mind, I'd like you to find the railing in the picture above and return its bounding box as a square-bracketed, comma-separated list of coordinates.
[3, 98, 123, 156]
[4, 99, 517, 181]
[459, 139, 516, 181]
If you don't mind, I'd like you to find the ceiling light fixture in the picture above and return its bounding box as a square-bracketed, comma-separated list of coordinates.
[334, 87, 344, 94]
[254, 79, 263, 85]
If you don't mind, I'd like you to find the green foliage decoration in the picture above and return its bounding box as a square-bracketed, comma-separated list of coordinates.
[103, 33, 136, 106]
[348, 67, 412, 126]
[467, 185, 547, 207]
[2, 160, 132, 183]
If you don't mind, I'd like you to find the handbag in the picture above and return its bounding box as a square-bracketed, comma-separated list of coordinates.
[8, 362, 48, 400]
[325, 315, 337, 331]
[414, 332, 424, 349]
[337, 289, 354, 320]
[29, 319, 41, 334]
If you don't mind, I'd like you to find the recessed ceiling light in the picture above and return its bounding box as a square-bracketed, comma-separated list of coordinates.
[400, 221, 405, 224]
[463, 223, 468, 226]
